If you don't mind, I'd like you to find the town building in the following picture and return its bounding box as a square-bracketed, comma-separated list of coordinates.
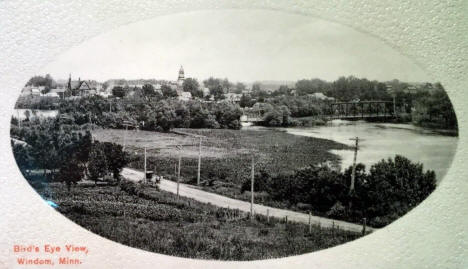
[224, 93, 242, 103]
[177, 66, 185, 86]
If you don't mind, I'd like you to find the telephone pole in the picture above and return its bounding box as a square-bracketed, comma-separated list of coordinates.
[250, 155, 255, 220]
[122, 124, 129, 151]
[197, 137, 202, 186]
[144, 147, 147, 184]
[349, 137, 361, 193]
[177, 145, 182, 199]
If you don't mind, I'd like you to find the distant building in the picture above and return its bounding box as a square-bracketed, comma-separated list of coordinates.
[224, 93, 242, 103]
[306, 92, 335, 101]
[202, 87, 210, 97]
[42, 92, 60, 98]
[178, 92, 192, 102]
[177, 66, 185, 87]
[65, 75, 102, 97]
[48, 87, 67, 99]
[31, 88, 41, 96]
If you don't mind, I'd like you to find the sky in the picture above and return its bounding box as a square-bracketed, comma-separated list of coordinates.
[42, 9, 430, 83]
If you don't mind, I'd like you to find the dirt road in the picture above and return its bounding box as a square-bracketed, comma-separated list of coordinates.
[121, 168, 375, 233]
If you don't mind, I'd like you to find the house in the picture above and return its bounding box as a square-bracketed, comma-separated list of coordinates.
[31, 88, 41, 96]
[48, 87, 68, 99]
[98, 91, 111, 98]
[66, 75, 100, 97]
[201, 87, 210, 97]
[42, 92, 60, 98]
[177, 91, 192, 101]
[224, 93, 242, 103]
[306, 92, 335, 101]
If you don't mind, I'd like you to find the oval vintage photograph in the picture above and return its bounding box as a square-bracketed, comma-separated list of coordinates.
[10, 10, 458, 261]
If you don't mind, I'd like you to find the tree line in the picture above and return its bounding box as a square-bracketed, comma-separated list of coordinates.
[240, 77, 457, 130]
[11, 118, 128, 190]
[57, 96, 243, 131]
[242, 155, 436, 228]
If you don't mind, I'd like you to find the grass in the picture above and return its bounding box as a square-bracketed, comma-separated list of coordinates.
[93, 127, 350, 211]
[39, 182, 362, 261]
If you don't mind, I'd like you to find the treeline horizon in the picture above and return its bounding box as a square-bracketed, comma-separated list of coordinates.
[21, 74, 458, 131]
[26, 73, 441, 92]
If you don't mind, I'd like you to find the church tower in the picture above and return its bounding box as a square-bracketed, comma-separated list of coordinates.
[177, 66, 185, 86]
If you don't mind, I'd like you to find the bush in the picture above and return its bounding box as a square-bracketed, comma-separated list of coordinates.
[264, 155, 436, 227]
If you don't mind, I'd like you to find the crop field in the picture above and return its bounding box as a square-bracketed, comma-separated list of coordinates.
[39, 182, 362, 260]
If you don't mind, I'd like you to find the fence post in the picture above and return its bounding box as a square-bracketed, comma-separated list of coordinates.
[308, 211, 312, 234]
[267, 209, 270, 223]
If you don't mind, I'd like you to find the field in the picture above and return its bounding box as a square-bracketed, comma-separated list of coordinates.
[92, 127, 350, 206]
[38, 182, 362, 260]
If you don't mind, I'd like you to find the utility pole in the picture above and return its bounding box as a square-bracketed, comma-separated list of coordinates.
[177, 145, 182, 199]
[393, 95, 396, 116]
[144, 147, 147, 184]
[197, 137, 202, 186]
[122, 121, 132, 151]
[349, 137, 360, 193]
[122, 124, 128, 151]
[250, 155, 255, 221]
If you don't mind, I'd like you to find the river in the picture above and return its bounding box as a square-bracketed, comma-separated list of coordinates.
[280, 120, 458, 183]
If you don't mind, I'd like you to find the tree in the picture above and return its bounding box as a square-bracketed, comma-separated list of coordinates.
[204, 77, 232, 99]
[57, 160, 85, 191]
[234, 82, 246, 94]
[239, 94, 253, 108]
[363, 155, 436, 226]
[26, 74, 56, 92]
[161, 85, 178, 98]
[88, 143, 108, 184]
[102, 142, 128, 181]
[112, 86, 126, 98]
[183, 78, 203, 98]
[153, 100, 177, 131]
[278, 85, 291, 95]
[12, 143, 34, 174]
[210, 84, 225, 101]
[142, 84, 155, 97]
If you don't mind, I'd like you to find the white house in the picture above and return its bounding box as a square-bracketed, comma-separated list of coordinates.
[177, 91, 192, 101]
[42, 92, 60, 98]
[31, 88, 41, 96]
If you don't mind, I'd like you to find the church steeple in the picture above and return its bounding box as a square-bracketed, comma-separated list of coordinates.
[177, 65, 185, 87]
[178, 66, 185, 82]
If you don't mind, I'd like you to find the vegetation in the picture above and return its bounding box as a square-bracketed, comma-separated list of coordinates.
[411, 85, 457, 130]
[26, 74, 57, 94]
[115, 128, 348, 188]
[183, 78, 203, 98]
[109, 127, 436, 228]
[11, 118, 128, 190]
[38, 182, 362, 260]
[56, 96, 243, 131]
[249, 155, 436, 228]
[243, 77, 457, 131]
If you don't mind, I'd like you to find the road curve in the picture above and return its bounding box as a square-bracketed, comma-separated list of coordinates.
[121, 168, 375, 233]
